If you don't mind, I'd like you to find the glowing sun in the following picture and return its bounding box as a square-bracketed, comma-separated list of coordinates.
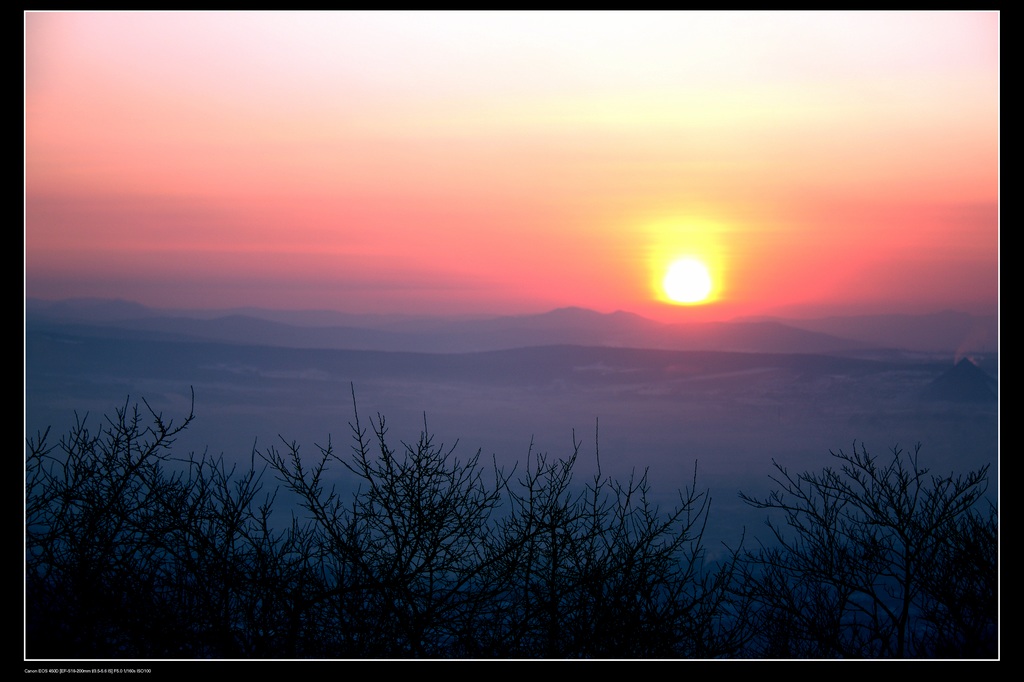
[663, 258, 713, 304]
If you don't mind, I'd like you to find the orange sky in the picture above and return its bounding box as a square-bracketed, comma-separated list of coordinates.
[24, 11, 999, 322]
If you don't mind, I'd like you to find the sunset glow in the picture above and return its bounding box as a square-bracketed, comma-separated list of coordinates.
[24, 11, 999, 322]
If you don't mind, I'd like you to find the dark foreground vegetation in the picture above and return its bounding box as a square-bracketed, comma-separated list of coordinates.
[25, 390, 997, 659]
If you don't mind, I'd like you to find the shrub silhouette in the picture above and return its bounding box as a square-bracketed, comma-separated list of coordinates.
[735, 442, 997, 658]
[259, 397, 511, 657]
[466, 435, 742, 657]
[25, 393, 995, 658]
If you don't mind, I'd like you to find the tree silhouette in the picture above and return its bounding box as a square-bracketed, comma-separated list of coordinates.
[259, 391, 511, 657]
[478, 433, 744, 657]
[736, 442, 996, 658]
[25, 394, 996, 658]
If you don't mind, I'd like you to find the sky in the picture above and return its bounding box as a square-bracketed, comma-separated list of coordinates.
[24, 11, 999, 323]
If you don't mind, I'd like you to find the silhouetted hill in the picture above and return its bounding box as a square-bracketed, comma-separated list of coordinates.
[25, 297, 154, 322]
[24, 324, 933, 396]
[742, 310, 998, 354]
[922, 358, 998, 403]
[26, 299, 884, 355]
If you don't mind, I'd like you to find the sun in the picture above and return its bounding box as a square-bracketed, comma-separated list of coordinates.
[663, 258, 713, 304]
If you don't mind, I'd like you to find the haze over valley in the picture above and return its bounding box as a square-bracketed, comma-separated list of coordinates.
[25, 298, 998, 552]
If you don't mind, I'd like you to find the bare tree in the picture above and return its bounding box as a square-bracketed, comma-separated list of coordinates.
[478, 425, 744, 658]
[737, 442, 995, 658]
[26, 394, 201, 656]
[259, 387, 512, 657]
[33, 390, 996, 659]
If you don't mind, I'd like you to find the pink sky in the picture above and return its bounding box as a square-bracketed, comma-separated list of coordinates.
[25, 11, 999, 322]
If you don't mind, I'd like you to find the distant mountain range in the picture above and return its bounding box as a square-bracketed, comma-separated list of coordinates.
[24, 297, 998, 358]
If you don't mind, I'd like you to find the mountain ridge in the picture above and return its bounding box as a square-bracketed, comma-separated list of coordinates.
[25, 297, 997, 357]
